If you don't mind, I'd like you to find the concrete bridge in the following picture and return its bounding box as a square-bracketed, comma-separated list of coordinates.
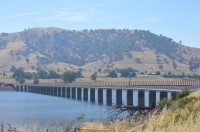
[16, 79, 200, 107]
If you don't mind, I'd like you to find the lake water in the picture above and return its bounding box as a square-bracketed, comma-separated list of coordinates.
[0, 92, 110, 130]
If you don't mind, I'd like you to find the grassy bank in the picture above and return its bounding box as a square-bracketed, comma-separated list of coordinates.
[145, 90, 200, 132]
[80, 89, 200, 132]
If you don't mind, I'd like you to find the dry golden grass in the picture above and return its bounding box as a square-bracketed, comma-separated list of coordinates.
[79, 89, 200, 132]
[145, 89, 200, 132]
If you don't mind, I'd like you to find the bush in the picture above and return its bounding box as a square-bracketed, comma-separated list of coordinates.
[62, 71, 77, 83]
[176, 88, 189, 99]
[159, 98, 172, 109]
[91, 73, 97, 81]
[33, 78, 39, 84]
[171, 97, 197, 112]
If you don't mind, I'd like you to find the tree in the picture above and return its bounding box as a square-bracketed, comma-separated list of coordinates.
[62, 71, 77, 83]
[48, 70, 60, 79]
[37, 70, 48, 79]
[10, 65, 17, 72]
[2, 72, 5, 76]
[24, 72, 33, 79]
[18, 78, 25, 84]
[119, 68, 137, 78]
[33, 78, 39, 84]
[155, 71, 161, 75]
[75, 71, 83, 78]
[91, 73, 97, 81]
[172, 61, 177, 70]
[107, 70, 118, 78]
[12, 69, 26, 84]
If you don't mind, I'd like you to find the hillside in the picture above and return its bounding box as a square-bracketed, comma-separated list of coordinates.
[0, 27, 200, 74]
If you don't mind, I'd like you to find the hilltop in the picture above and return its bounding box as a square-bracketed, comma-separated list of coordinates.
[0, 27, 200, 75]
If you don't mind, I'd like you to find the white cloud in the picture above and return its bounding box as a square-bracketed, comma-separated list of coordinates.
[36, 9, 94, 22]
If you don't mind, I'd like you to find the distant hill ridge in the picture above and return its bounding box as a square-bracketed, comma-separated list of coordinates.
[0, 27, 200, 74]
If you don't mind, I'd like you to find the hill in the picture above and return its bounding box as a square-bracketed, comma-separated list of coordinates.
[0, 27, 200, 74]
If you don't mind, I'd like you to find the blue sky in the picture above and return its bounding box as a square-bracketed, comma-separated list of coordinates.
[0, 0, 200, 48]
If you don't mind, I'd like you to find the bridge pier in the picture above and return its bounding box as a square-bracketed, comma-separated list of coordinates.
[112, 89, 117, 105]
[81, 88, 84, 101]
[75, 88, 78, 99]
[133, 90, 138, 106]
[122, 90, 127, 106]
[95, 89, 98, 103]
[103, 89, 107, 105]
[156, 91, 160, 106]
[167, 92, 172, 99]
[144, 91, 149, 107]
[88, 88, 91, 102]
[65, 87, 68, 98]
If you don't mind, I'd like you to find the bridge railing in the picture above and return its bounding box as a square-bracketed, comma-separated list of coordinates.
[67, 78, 200, 87]
[14, 78, 200, 88]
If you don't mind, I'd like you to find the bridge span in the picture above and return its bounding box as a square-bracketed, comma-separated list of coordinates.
[16, 79, 200, 107]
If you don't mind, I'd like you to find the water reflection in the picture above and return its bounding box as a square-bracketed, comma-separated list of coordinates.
[0, 92, 110, 129]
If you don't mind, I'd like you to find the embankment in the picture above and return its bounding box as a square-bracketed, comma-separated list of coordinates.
[79, 89, 200, 132]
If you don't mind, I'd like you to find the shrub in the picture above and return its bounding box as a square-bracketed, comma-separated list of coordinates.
[158, 98, 172, 109]
[176, 88, 189, 99]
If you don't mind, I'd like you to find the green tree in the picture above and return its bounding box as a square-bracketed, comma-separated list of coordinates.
[176, 88, 189, 99]
[75, 71, 83, 78]
[91, 73, 97, 81]
[173, 61, 177, 70]
[33, 78, 39, 84]
[24, 72, 33, 79]
[12, 69, 26, 84]
[48, 70, 60, 79]
[107, 70, 118, 78]
[62, 71, 77, 83]
[37, 70, 48, 79]
[10, 65, 17, 72]
[119, 68, 137, 78]
[155, 71, 161, 75]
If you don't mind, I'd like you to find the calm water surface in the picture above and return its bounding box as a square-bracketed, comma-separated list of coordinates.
[0, 92, 110, 129]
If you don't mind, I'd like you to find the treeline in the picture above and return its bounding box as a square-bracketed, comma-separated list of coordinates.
[92, 68, 138, 80]
[106, 68, 138, 78]
[163, 72, 200, 78]
[11, 66, 83, 84]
